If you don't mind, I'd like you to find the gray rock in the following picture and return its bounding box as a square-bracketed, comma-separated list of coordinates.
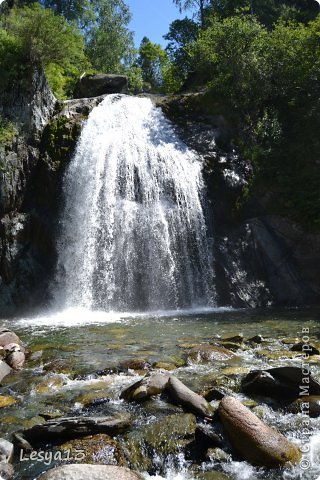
[0, 462, 14, 479]
[120, 372, 170, 402]
[22, 415, 130, 443]
[219, 396, 301, 467]
[188, 344, 234, 364]
[0, 360, 12, 383]
[5, 351, 25, 369]
[290, 341, 319, 356]
[75, 74, 128, 98]
[37, 464, 143, 480]
[0, 438, 14, 463]
[166, 376, 214, 418]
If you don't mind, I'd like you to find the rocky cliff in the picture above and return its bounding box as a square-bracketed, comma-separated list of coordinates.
[0, 75, 319, 315]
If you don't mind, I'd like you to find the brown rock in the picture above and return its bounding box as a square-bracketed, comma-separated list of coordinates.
[120, 372, 170, 402]
[0, 332, 21, 347]
[6, 351, 25, 369]
[166, 376, 214, 418]
[37, 464, 143, 480]
[219, 396, 301, 467]
[188, 344, 234, 364]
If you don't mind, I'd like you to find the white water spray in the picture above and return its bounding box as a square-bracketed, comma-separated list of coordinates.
[54, 95, 214, 311]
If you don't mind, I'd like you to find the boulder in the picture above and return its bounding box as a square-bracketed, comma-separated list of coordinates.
[0, 396, 16, 408]
[120, 372, 170, 402]
[5, 351, 25, 369]
[0, 331, 21, 347]
[37, 464, 143, 480]
[288, 396, 320, 417]
[75, 74, 128, 98]
[0, 361, 12, 383]
[219, 396, 301, 467]
[242, 366, 320, 401]
[22, 415, 130, 444]
[166, 376, 214, 418]
[188, 344, 234, 364]
[0, 438, 14, 463]
[290, 342, 319, 356]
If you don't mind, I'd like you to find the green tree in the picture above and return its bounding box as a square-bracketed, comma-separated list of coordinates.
[85, 0, 135, 73]
[173, 0, 211, 26]
[0, 3, 88, 97]
[137, 37, 168, 91]
[164, 17, 198, 85]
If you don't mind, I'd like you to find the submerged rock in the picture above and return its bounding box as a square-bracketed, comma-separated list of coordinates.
[0, 396, 16, 409]
[60, 434, 126, 466]
[120, 372, 170, 402]
[242, 366, 320, 401]
[37, 464, 143, 480]
[188, 344, 234, 364]
[22, 415, 131, 443]
[166, 376, 214, 418]
[219, 396, 301, 467]
[124, 413, 196, 472]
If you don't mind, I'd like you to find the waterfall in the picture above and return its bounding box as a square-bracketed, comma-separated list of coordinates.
[54, 95, 215, 311]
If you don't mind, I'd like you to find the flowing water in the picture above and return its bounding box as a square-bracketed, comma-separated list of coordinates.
[54, 94, 214, 311]
[1, 308, 320, 480]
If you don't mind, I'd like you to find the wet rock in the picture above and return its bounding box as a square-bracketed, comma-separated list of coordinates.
[0, 360, 12, 383]
[22, 415, 131, 444]
[5, 351, 25, 369]
[202, 386, 233, 402]
[0, 331, 21, 347]
[36, 376, 65, 394]
[221, 367, 250, 376]
[120, 372, 170, 402]
[0, 462, 14, 479]
[43, 360, 72, 374]
[206, 447, 231, 462]
[188, 344, 234, 364]
[219, 342, 242, 352]
[195, 424, 223, 449]
[219, 396, 301, 467]
[153, 362, 176, 371]
[247, 335, 263, 344]
[121, 359, 151, 372]
[37, 464, 143, 480]
[195, 471, 230, 480]
[288, 396, 320, 417]
[76, 391, 111, 408]
[12, 432, 33, 452]
[0, 396, 16, 408]
[75, 74, 128, 98]
[124, 413, 196, 472]
[242, 366, 320, 401]
[166, 376, 214, 418]
[222, 335, 243, 344]
[0, 438, 14, 463]
[290, 342, 319, 356]
[60, 434, 126, 466]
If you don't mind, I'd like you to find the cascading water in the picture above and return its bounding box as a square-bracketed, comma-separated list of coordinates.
[54, 94, 214, 311]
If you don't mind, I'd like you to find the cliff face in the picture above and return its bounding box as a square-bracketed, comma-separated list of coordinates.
[0, 79, 319, 316]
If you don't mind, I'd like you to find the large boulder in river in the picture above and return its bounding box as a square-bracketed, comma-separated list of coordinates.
[242, 366, 320, 401]
[166, 376, 214, 418]
[219, 396, 301, 467]
[37, 464, 143, 480]
[75, 74, 128, 98]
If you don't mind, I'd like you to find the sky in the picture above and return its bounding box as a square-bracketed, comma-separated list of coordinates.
[126, 0, 190, 47]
